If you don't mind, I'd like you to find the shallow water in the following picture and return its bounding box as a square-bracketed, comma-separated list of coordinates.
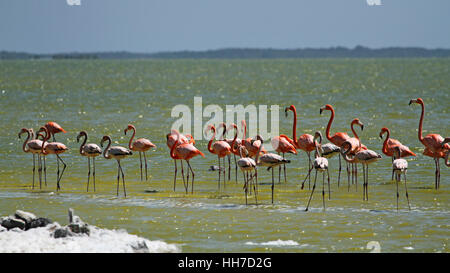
[0, 58, 449, 252]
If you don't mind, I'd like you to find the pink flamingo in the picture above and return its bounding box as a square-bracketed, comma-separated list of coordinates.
[44, 121, 66, 141]
[285, 105, 316, 189]
[340, 118, 365, 191]
[206, 124, 232, 190]
[77, 131, 102, 192]
[124, 124, 156, 181]
[169, 130, 205, 194]
[341, 142, 382, 201]
[443, 138, 450, 167]
[392, 146, 411, 211]
[38, 126, 68, 191]
[100, 135, 132, 197]
[320, 104, 358, 187]
[379, 127, 416, 180]
[166, 130, 194, 192]
[409, 98, 449, 189]
[19, 128, 45, 189]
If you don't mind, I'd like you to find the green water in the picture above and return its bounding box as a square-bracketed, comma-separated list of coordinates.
[0, 58, 449, 252]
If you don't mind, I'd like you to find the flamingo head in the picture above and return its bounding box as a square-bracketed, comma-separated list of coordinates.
[284, 105, 296, 117]
[124, 124, 135, 135]
[77, 131, 87, 143]
[320, 104, 333, 115]
[313, 131, 323, 145]
[100, 135, 110, 147]
[379, 127, 389, 139]
[409, 98, 423, 106]
[351, 118, 364, 131]
[205, 124, 216, 134]
[18, 128, 28, 139]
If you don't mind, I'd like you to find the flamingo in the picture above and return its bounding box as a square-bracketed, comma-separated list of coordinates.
[44, 121, 66, 141]
[254, 135, 290, 204]
[320, 143, 341, 159]
[169, 130, 205, 194]
[409, 98, 449, 189]
[229, 123, 258, 205]
[305, 131, 331, 211]
[379, 127, 416, 180]
[77, 131, 102, 192]
[19, 128, 44, 189]
[319, 104, 350, 188]
[38, 126, 68, 191]
[124, 124, 156, 181]
[285, 105, 316, 188]
[392, 146, 411, 211]
[341, 142, 382, 201]
[340, 118, 365, 191]
[206, 124, 232, 190]
[100, 135, 132, 197]
[166, 130, 194, 192]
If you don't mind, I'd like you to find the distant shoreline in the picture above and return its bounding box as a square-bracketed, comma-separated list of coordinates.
[2, 46, 450, 60]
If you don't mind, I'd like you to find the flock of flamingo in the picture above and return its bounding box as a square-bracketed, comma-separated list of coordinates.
[18, 98, 449, 211]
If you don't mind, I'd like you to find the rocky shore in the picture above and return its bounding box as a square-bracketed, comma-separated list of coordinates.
[0, 209, 180, 253]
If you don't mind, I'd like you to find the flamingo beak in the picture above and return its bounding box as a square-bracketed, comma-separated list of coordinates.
[361, 124, 364, 131]
[409, 99, 415, 105]
[319, 108, 323, 115]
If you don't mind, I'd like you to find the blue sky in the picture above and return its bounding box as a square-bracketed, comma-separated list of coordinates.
[1, 0, 449, 53]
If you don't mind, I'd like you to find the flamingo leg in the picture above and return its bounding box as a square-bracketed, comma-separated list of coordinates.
[187, 160, 195, 194]
[173, 159, 177, 191]
[43, 156, 47, 187]
[144, 152, 148, 181]
[87, 157, 91, 192]
[327, 168, 331, 200]
[218, 156, 221, 191]
[93, 157, 96, 192]
[181, 160, 188, 193]
[244, 171, 248, 205]
[337, 153, 341, 188]
[37, 154, 42, 189]
[283, 152, 287, 183]
[322, 171, 326, 211]
[234, 155, 237, 183]
[56, 154, 66, 191]
[228, 154, 231, 182]
[139, 152, 143, 181]
[437, 158, 441, 189]
[404, 171, 411, 210]
[271, 167, 275, 204]
[365, 164, 369, 201]
[308, 152, 312, 189]
[116, 161, 120, 196]
[391, 157, 395, 180]
[119, 160, 127, 197]
[362, 164, 366, 201]
[32, 154, 36, 189]
[347, 162, 351, 192]
[355, 163, 358, 191]
[396, 170, 399, 211]
[305, 169, 318, 211]
[253, 170, 258, 205]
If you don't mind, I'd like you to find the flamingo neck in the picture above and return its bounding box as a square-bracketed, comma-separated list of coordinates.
[41, 129, 49, 155]
[128, 127, 136, 150]
[230, 125, 238, 154]
[381, 130, 390, 155]
[351, 122, 360, 140]
[79, 134, 87, 155]
[207, 129, 216, 153]
[325, 108, 335, 142]
[418, 102, 425, 142]
[290, 107, 298, 147]
[103, 137, 112, 159]
[254, 138, 263, 164]
[22, 130, 31, 153]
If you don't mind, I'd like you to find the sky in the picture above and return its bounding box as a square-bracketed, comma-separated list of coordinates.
[0, 0, 449, 54]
